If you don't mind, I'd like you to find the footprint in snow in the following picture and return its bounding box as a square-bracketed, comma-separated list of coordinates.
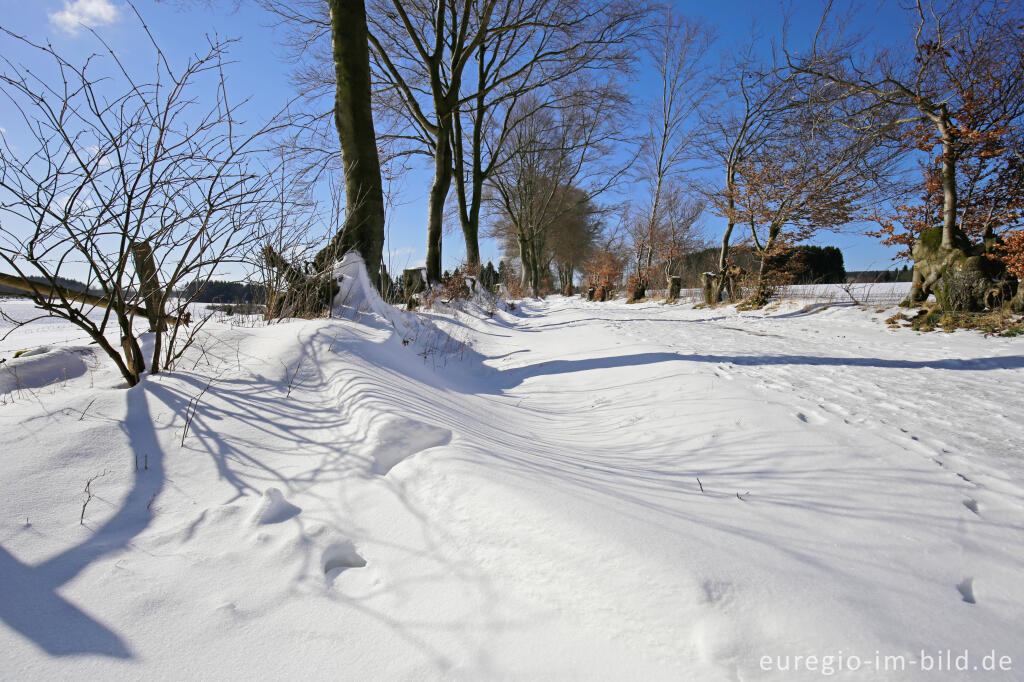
[367, 417, 452, 475]
[701, 579, 734, 606]
[793, 410, 826, 425]
[956, 577, 976, 604]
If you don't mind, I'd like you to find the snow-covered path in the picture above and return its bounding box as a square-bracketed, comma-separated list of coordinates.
[2, 293, 1023, 680]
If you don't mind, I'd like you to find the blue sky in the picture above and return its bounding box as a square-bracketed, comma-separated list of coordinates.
[2, 0, 917, 275]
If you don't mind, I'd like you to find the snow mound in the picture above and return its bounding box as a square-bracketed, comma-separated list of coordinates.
[366, 416, 452, 475]
[250, 487, 301, 525]
[424, 276, 517, 320]
[322, 540, 366, 576]
[1, 346, 90, 393]
[332, 252, 419, 338]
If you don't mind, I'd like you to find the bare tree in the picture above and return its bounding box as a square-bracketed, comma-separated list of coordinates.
[625, 190, 705, 300]
[693, 44, 795, 304]
[547, 188, 603, 294]
[257, 0, 647, 284]
[450, 0, 648, 270]
[0, 27, 277, 386]
[364, 0, 498, 283]
[729, 96, 899, 305]
[487, 87, 627, 297]
[627, 10, 713, 300]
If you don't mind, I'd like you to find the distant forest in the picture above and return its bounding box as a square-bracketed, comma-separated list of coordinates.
[0, 274, 96, 296]
[0, 275, 263, 304]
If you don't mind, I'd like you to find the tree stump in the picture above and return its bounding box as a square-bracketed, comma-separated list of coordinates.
[628, 280, 646, 303]
[402, 267, 427, 307]
[666, 275, 681, 302]
[724, 265, 745, 302]
[699, 272, 719, 305]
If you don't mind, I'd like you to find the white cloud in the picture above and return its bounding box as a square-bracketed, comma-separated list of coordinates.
[49, 0, 120, 35]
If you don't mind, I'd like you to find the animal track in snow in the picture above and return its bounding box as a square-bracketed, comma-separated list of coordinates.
[322, 540, 366, 576]
[956, 577, 976, 604]
[367, 417, 452, 475]
[793, 410, 826, 425]
[963, 498, 980, 515]
[701, 579, 734, 606]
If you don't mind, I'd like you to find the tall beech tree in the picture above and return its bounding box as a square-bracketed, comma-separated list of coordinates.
[257, 0, 387, 292]
[325, 0, 386, 287]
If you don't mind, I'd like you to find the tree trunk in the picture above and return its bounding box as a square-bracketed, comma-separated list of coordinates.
[452, 85, 485, 268]
[700, 221, 736, 304]
[529, 240, 543, 297]
[328, 0, 386, 288]
[717, 222, 735, 273]
[517, 234, 531, 292]
[937, 110, 958, 251]
[751, 224, 781, 306]
[131, 241, 166, 333]
[425, 125, 450, 283]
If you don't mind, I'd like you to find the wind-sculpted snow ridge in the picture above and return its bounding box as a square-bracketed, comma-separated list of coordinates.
[2, 290, 1024, 680]
[331, 252, 421, 338]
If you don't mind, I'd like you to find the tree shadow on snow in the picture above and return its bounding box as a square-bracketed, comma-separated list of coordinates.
[0, 384, 165, 658]
[483, 351, 1024, 390]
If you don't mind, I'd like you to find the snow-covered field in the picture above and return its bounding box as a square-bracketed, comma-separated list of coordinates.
[2, 276, 1023, 681]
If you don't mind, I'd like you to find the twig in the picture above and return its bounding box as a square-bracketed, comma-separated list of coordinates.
[697, 477, 704, 493]
[80, 470, 110, 525]
[181, 380, 212, 446]
[285, 356, 303, 398]
[77, 397, 97, 421]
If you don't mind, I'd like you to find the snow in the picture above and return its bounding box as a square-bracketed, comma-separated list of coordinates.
[250, 487, 302, 525]
[1, 274, 1023, 680]
[1, 346, 94, 393]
